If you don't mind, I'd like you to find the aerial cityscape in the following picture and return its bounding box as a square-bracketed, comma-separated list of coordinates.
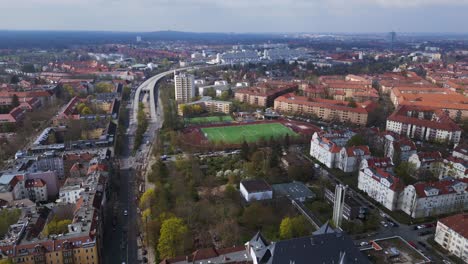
[0, 1, 467, 264]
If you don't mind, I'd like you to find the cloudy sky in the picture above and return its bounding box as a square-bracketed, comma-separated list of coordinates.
[0, 0, 467, 33]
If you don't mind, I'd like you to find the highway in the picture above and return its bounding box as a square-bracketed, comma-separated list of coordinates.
[132, 66, 197, 122]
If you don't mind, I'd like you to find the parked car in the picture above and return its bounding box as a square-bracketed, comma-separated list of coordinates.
[123, 210, 128, 216]
[419, 230, 432, 236]
[408, 241, 417, 248]
[416, 224, 426, 230]
[360, 242, 369, 246]
[417, 241, 428, 249]
[380, 221, 388, 227]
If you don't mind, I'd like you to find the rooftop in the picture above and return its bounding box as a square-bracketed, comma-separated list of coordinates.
[439, 213, 468, 239]
[241, 179, 272, 193]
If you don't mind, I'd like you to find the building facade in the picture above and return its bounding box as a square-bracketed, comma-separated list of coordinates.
[174, 73, 195, 103]
[434, 214, 468, 262]
[358, 163, 403, 211]
[398, 177, 468, 218]
[386, 106, 462, 144]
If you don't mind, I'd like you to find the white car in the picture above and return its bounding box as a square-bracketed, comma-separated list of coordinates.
[123, 210, 128, 216]
[360, 242, 369, 247]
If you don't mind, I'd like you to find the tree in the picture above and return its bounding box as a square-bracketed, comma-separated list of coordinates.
[139, 188, 155, 209]
[287, 165, 313, 182]
[11, 94, 20, 108]
[279, 217, 294, 239]
[240, 141, 250, 161]
[220, 91, 230, 101]
[80, 106, 92, 115]
[346, 134, 367, 147]
[0, 209, 21, 237]
[280, 216, 309, 239]
[0, 259, 13, 264]
[44, 217, 72, 236]
[395, 162, 417, 184]
[157, 217, 189, 259]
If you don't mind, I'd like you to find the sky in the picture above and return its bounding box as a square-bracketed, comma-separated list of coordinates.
[0, 0, 467, 33]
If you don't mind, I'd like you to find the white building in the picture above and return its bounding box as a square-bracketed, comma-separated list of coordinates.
[442, 157, 468, 179]
[309, 132, 353, 169]
[408, 151, 443, 177]
[240, 179, 273, 202]
[386, 106, 462, 144]
[337, 146, 371, 173]
[383, 134, 417, 162]
[435, 213, 468, 262]
[174, 73, 195, 103]
[58, 185, 84, 204]
[453, 144, 468, 161]
[358, 162, 403, 211]
[398, 177, 468, 218]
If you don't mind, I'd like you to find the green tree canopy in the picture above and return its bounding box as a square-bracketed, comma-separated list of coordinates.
[346, 134, 367, 147]
[157, 217, 189, 259]
[0, 209, 21, 237]
[44, 217, 72, 236]
[279, 216, 310, 239]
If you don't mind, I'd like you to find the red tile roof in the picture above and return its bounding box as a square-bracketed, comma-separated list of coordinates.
[439, 213, 468, 239]
[388, 105, 462, 132]
[413, 178, 468, 198]
[25, 179, 46, 188]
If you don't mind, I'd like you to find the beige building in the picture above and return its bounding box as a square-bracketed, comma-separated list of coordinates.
[174, 73, 195, 103]
[234, 82, 297, 107]
[435, 213, 468, 262]
[177, 96, 232, 116]
[274, 94, 373, 125]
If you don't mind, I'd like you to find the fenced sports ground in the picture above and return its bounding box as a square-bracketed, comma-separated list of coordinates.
[201, 122, 297, 144]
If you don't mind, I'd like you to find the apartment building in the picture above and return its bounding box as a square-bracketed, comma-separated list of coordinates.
[408, 151, 444, 177]
[24, 179, 48, 202]
[234, 82, 297, 107]
[390, 86, 468, 120]
[453, 144, 468, 161]
[0, 161, 108, 264]
[337, 146, 371, 173]
[434, 214, 468, 262]
[274, 94, 372, 125]
[382, 133, 417, 162]
[442, 157, 468, 179]
[174, 73, 195, 103]
[398, 177, 468, 218]
[0, 106, 26, 124]
[309, 131, 352, 169]
[358, 161, 403, 211]
[177, 96, 232, 116]
[386, 105, 462, 144]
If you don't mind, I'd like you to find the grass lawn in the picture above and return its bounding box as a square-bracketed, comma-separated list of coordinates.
[185, 115, 233, 125]
[201, 123, 297, 144]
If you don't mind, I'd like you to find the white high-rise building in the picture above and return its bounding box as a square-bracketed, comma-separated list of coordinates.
[174, 73, 195, 103]
[333, 184, 347, 228]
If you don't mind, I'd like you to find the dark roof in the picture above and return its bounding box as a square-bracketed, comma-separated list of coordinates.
[260, 232, 370, 264]
[241, 179, 272, 193]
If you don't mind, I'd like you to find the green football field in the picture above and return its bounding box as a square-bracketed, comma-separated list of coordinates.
[185, 115, 234, 125]
[201, 123, 297, 144]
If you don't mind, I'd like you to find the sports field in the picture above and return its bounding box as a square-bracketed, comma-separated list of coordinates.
[185, 115, 234, 125]
[201, 123, 297, 144]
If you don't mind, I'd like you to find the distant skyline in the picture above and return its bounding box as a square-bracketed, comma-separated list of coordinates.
[1, 0, 468, 33]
